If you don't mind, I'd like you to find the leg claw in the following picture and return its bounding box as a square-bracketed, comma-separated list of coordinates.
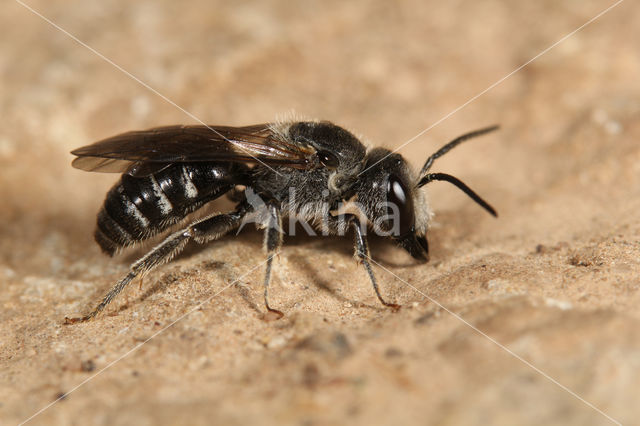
[64, 316, 89, 325]
[385, 303, 401, 312]
[263, 308, 285, 322]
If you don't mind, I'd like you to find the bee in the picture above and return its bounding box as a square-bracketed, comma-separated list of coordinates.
[65, 120, 498, 323]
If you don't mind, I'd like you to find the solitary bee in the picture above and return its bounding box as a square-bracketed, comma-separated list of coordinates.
[66, 120, 497, 322]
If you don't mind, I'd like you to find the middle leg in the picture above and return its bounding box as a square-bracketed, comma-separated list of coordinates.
[261, 201, 284, 317]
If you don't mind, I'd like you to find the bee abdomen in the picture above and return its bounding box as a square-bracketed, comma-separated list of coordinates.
[95, 163, 243, 255]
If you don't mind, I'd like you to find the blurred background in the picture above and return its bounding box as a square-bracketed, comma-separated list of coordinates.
[1, 1, 639, 425]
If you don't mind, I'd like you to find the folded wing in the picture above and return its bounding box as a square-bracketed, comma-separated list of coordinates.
[71, 124, 314, 176]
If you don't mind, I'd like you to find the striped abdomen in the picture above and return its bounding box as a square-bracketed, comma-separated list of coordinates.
[95, 162, 247, 255]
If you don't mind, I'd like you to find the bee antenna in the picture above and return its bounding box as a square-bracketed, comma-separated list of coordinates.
[419, 125, 499, 176]
[417, 172, 497, 217]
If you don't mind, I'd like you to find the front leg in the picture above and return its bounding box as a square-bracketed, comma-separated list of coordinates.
[349, 216, 401, 310]
[331, 214, 400, 310]
[262, 201, 284, 318]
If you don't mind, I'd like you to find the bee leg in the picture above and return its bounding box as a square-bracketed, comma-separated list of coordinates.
[262, 202, 284, 319]
[65, 207, 247, 324]
[347, 215, 401, 311]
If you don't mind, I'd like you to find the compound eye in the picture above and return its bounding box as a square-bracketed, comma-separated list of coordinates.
[386, 175, 415, 236]
[318, 150, 339, 169]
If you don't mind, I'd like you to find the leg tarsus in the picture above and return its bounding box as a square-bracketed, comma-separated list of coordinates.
[263, 253, 284, 319]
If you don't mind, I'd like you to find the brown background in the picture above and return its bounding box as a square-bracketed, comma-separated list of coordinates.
[1, 1, 639, 425]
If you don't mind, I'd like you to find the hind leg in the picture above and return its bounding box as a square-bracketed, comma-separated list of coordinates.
[66, 207, 247, 323]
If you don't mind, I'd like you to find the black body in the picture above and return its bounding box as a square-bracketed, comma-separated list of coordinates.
[96, 162, 248, 255]
[67, 120, 498, 323]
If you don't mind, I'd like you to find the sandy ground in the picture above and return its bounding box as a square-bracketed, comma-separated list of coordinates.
[1, 1, 640, 425]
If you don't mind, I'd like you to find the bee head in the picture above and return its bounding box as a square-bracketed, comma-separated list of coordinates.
[355, 148, 430, 261]
[355, 125, 500, 262]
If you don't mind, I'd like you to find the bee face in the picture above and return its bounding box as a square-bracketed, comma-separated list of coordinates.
[355, 149, 420, 236]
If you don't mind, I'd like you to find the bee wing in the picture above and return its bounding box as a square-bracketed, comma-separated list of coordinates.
[71, 124, 314, 176]
[70, 157, 174, 177]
